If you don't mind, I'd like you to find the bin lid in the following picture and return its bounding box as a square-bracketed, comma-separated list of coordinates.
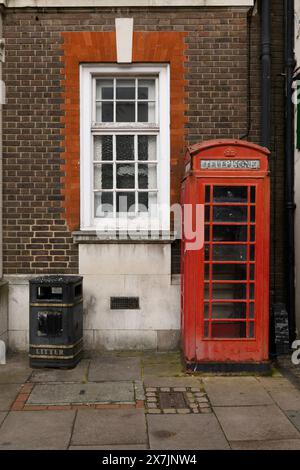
[29, 275, 83, 285]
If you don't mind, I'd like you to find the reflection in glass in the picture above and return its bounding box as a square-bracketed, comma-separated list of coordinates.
[138, 136, 157, 161]
[212, 225, 247, 242]
[94, 164, 113, 190]
[138, 164, 157, 190]
[210, 302, 247, 319]
[96, 79, 113, 100]
[116, 135, 134, 160]
[116, 79, 135, 100]
[116, 102, 135, 122]
[138, 79, 155, 100]
[205, 284, 247, 300]
[96, 102, 113, 122]
[116, 192, 135, 213]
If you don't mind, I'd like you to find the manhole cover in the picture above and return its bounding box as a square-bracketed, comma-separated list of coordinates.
[158, 392, 187, 409]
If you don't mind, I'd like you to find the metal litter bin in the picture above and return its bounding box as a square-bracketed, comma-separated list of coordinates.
[29, 276, 83, 368]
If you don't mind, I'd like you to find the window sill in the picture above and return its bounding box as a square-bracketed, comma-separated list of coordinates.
[72, 230, 176, 244]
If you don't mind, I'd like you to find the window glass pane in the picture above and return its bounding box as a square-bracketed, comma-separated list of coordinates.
[211, 322, 246, 338]
[138, 79, 155, 100]
[249, 322, 255, 338]
[96, 102, 113, 122]
[138, 102, 155, 122]
[94, 164, 113, 190]
[211, 303, 247, 319]
[204, 321, 209, 337]
[205, 186, 211, 203]
[212, 226, 247, 242]
[116, 102, 135, 122]
[212, 245, 247, 262]
[137, 192, 157, 212]
[251, 206, 256, 222]
[116, 79, 135, 100]
[249, 302, 255, 319]
[250, 264, 255, 280]
[213, 206, 248, 222]
[94, 192, 113, 217]
[213, 186, 248, 203]
[117, 192, 135, 213]
[204, 264, 210, 280]
[250, 187, 256, 203]
[138, 135, 157, 161]
[116, 164, 135, 189]
[138, 164, 157, 190]
[94, 136, 113, 161]
[96, 79, 113, 100]
[116, 135, 134, 161]
[250, 283, 255, 300]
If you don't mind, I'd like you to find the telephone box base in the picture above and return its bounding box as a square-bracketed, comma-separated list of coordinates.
[185, 361, 271, 374]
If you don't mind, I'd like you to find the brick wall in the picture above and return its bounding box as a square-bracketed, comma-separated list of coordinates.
[1, 4, 286, 305]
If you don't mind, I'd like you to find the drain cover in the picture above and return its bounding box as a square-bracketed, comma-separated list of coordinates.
[158, 392, 187, 409]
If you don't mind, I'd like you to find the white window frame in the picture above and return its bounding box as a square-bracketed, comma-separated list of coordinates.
[80, 63, 170, 232]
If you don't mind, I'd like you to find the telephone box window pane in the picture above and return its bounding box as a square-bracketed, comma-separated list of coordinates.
[211, 322, 246, 338]
[97, 102, 113, 122]
[250, 245, 255, 261]
[205, 245, 210, 261]
[94, 164, 113, 190]
[117, 192, 135, 213]
[94, 192, 113, 217]
[210, 284, 247, 300]
[205, 206, 210, 221]
[212, 245, 247, 262]
[138, 164, 157, 189]
[96, 79, 114, 100]
[116, 102, 135, 122]
[94, 135, 113, 161]
[250, 206, 256, 222]
[204, 264, 210, 280]
[205, 186, 211, 203]
[211, 302, 247, 319]
[211, 264, 247, 281]
[138, 136, 157, 161]
[249, 322, 255, 338]
[250, 284, 255, 300]
[249, 302, 255, 319]
[213, 186, 248, 203]
[251, 187, 256, 203]
[116, 135, 134, 161]
[205, 226, 210, 241]
[250, 226, 256, 242]
[212, 226, 247, 242]
[116, 164, 135, 189]
[138, 79, 155, 100]
[250, 264, 255, 280]
[213, 206, 248, 222]
[204, 322, 209, 337]
[116, 79, 135, 99]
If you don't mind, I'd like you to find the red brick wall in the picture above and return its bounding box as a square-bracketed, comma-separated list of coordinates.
[1, 4, 285, 305]
[61, 31, 187, 231]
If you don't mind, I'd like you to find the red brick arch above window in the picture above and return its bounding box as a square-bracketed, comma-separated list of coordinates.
[60, 31, 187, 231]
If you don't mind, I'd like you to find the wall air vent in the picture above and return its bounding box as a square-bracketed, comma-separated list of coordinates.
[110, 297, 140, 310]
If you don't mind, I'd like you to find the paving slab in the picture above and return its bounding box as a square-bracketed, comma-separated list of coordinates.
[144, 376, 202, 388]
[203, 377, 273, 406]
[89, 356, 141, 382]
[134, 380, 145, 401]
[230, 439, 300, 450]
[71, 409, 147, 446]
[0, 384, 22, 411]
[286, 411, 300, 432]
[0, 411, 75, 449]
[30, 359, 90, 383]
[28, 382, 135, 405]
[147, 414, 229, 450]
[0, 355, 32, 384]
[257, 376, 298, 391]
[261, 383, 300, 411]
[69, 445, 148, 450]
[0, 412, 7, 428]
[214, 405, 300, 442]
[143, 362, 184, 379]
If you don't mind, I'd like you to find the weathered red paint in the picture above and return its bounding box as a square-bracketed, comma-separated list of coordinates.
[181, 140, 270, 364]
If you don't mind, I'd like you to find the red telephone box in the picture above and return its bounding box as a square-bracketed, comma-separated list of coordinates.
[181, 140, 270, 371]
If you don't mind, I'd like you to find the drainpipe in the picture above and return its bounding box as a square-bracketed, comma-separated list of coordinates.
[261, 0, 271, 149]
[285, 0, 296, 343]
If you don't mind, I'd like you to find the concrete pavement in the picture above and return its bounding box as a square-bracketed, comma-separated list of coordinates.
[0, 351, 300, 450]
